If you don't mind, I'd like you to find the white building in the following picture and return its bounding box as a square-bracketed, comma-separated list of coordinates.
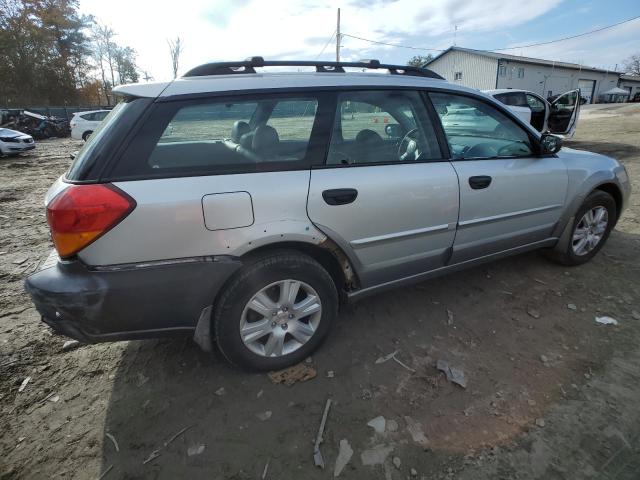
[618, 74, 640, 98]
[427, 47, 621, 104]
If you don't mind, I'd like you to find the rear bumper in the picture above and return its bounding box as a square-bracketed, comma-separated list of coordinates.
[24, 253, 242, 343]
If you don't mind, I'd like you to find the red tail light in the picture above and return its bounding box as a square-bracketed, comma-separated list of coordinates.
[47, 184, 136, 258]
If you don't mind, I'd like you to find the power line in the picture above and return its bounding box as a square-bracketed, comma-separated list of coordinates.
[315, 29, 336, 59]
[341, 14, 640, 55]
[492, 15, 640, 51]
[341, 33, 443, 52]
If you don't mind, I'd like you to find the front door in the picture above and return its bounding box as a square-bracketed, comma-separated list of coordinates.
[429, 91, 568, 263]
[547, 89, 581, 137]
[306, 90, 460, 287]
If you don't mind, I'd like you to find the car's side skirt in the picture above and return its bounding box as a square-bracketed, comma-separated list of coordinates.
[346, 237, 558, 302]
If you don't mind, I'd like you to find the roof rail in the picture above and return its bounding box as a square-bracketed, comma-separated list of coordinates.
[183, 56, 444, 80]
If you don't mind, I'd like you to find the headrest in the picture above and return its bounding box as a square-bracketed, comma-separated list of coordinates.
[252, 125, 279, 154]
[355, 129, 383, 144]
[231, 121, 251, 143]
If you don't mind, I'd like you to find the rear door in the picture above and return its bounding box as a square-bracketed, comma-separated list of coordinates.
[548, 89, 580, 138]
[306, 90, 459, 288]
[429, 91, 568, 263]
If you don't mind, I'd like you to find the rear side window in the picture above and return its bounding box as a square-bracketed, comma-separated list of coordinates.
[80, 113, 94, 120]
[495, 92, 528, 107]
[111, 93, 329, 179]
[326, 90, 442, 165]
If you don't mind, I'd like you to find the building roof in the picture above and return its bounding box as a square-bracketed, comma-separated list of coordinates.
[620, 74, 640, 83]
[428, 47, 617, 75]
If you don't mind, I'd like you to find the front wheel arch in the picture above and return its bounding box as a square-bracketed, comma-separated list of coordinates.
[595, 183, 623, 223]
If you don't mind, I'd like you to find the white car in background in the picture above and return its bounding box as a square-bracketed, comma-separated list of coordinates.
[484, 89, 581, 138]
[0, 128, 35, 156]
[70, 110, 111, 141]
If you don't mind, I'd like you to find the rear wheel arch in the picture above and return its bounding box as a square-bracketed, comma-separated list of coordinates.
[239, 241, 358, 296]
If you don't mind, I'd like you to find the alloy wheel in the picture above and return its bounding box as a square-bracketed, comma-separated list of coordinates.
[572, 206, 608, 256]
[240, 280, 322, 357]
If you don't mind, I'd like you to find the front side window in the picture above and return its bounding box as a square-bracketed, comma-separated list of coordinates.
[326, 90, 442, 165]
[430, 92, 534, 160]
[146, 96, 319, 171]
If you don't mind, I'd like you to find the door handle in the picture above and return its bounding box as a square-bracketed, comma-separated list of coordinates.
[322, 188, 358, 206]
[469, 176, 492, 190]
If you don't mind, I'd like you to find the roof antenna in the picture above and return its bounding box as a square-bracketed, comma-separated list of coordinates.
[454, 24, 458, 46]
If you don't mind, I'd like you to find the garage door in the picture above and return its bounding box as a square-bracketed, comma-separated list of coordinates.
[578, 79, 596, 104]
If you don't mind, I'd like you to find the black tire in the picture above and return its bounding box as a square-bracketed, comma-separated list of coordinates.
[547, 190, 616, 266]
[82, 131, 92, 141]
[213, 250, 338, 371]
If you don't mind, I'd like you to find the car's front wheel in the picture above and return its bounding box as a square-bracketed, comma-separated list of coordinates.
[213, 251, 338, 371]
[549, 190, 616, 266]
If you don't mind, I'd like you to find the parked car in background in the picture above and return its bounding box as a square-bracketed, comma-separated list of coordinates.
[484, 89, 580, 138]
[0, 128, 35, 156]
[631, 92, 640, 103]
[70, 110, 111, 141]
[26, 58, 629, 371]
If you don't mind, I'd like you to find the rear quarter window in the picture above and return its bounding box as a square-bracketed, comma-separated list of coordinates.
[66, 98, 152, 182]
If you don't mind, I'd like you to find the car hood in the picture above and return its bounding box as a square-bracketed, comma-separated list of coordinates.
[0, 128, 31, 139]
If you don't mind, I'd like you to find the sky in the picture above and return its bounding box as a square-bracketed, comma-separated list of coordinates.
[78, 0, 640, 82]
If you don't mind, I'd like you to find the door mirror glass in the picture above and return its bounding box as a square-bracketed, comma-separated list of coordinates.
[540, 133, 562, 154]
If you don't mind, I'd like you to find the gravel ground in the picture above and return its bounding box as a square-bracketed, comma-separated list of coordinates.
[1, 104, 639, 479]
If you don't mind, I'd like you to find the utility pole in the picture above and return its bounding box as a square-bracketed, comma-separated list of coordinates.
[336, 8, 341, 62]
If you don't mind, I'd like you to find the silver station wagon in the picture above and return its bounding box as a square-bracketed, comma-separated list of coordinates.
[25, 58, 630, 370]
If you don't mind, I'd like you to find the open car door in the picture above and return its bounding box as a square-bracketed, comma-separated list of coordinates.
[547, 89, 580, 138]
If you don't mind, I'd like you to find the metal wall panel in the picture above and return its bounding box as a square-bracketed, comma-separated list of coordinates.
[428, 51, 498, 90]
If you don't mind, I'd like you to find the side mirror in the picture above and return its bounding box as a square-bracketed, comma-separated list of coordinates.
[540, 133, 562, 154]
[385, 124, 403, 138]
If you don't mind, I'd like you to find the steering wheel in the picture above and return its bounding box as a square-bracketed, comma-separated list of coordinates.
[397, 128, 420, 161]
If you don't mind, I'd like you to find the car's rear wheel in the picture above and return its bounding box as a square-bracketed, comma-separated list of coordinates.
[82, 131, 92, 141]
[548, 190, 616, 266]
[213, 250, 338, 371]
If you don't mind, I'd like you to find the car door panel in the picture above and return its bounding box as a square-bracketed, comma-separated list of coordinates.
[307, 163, 459, 287]
[548, 89, 580, 137]
[450, 158, 567, 263]
[429, 91, 569, 264]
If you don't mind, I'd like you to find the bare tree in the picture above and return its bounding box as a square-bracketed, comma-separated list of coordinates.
[623, 53, 640, 76]
[168, 37, 183, 79]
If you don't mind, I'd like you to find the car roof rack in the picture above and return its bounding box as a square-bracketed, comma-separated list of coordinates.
[183, 56, 444, 80]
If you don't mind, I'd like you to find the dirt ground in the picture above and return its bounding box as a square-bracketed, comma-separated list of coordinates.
[1, 104, 640, 480]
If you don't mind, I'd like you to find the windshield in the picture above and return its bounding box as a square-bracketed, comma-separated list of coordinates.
[66, 100, 129, 180]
